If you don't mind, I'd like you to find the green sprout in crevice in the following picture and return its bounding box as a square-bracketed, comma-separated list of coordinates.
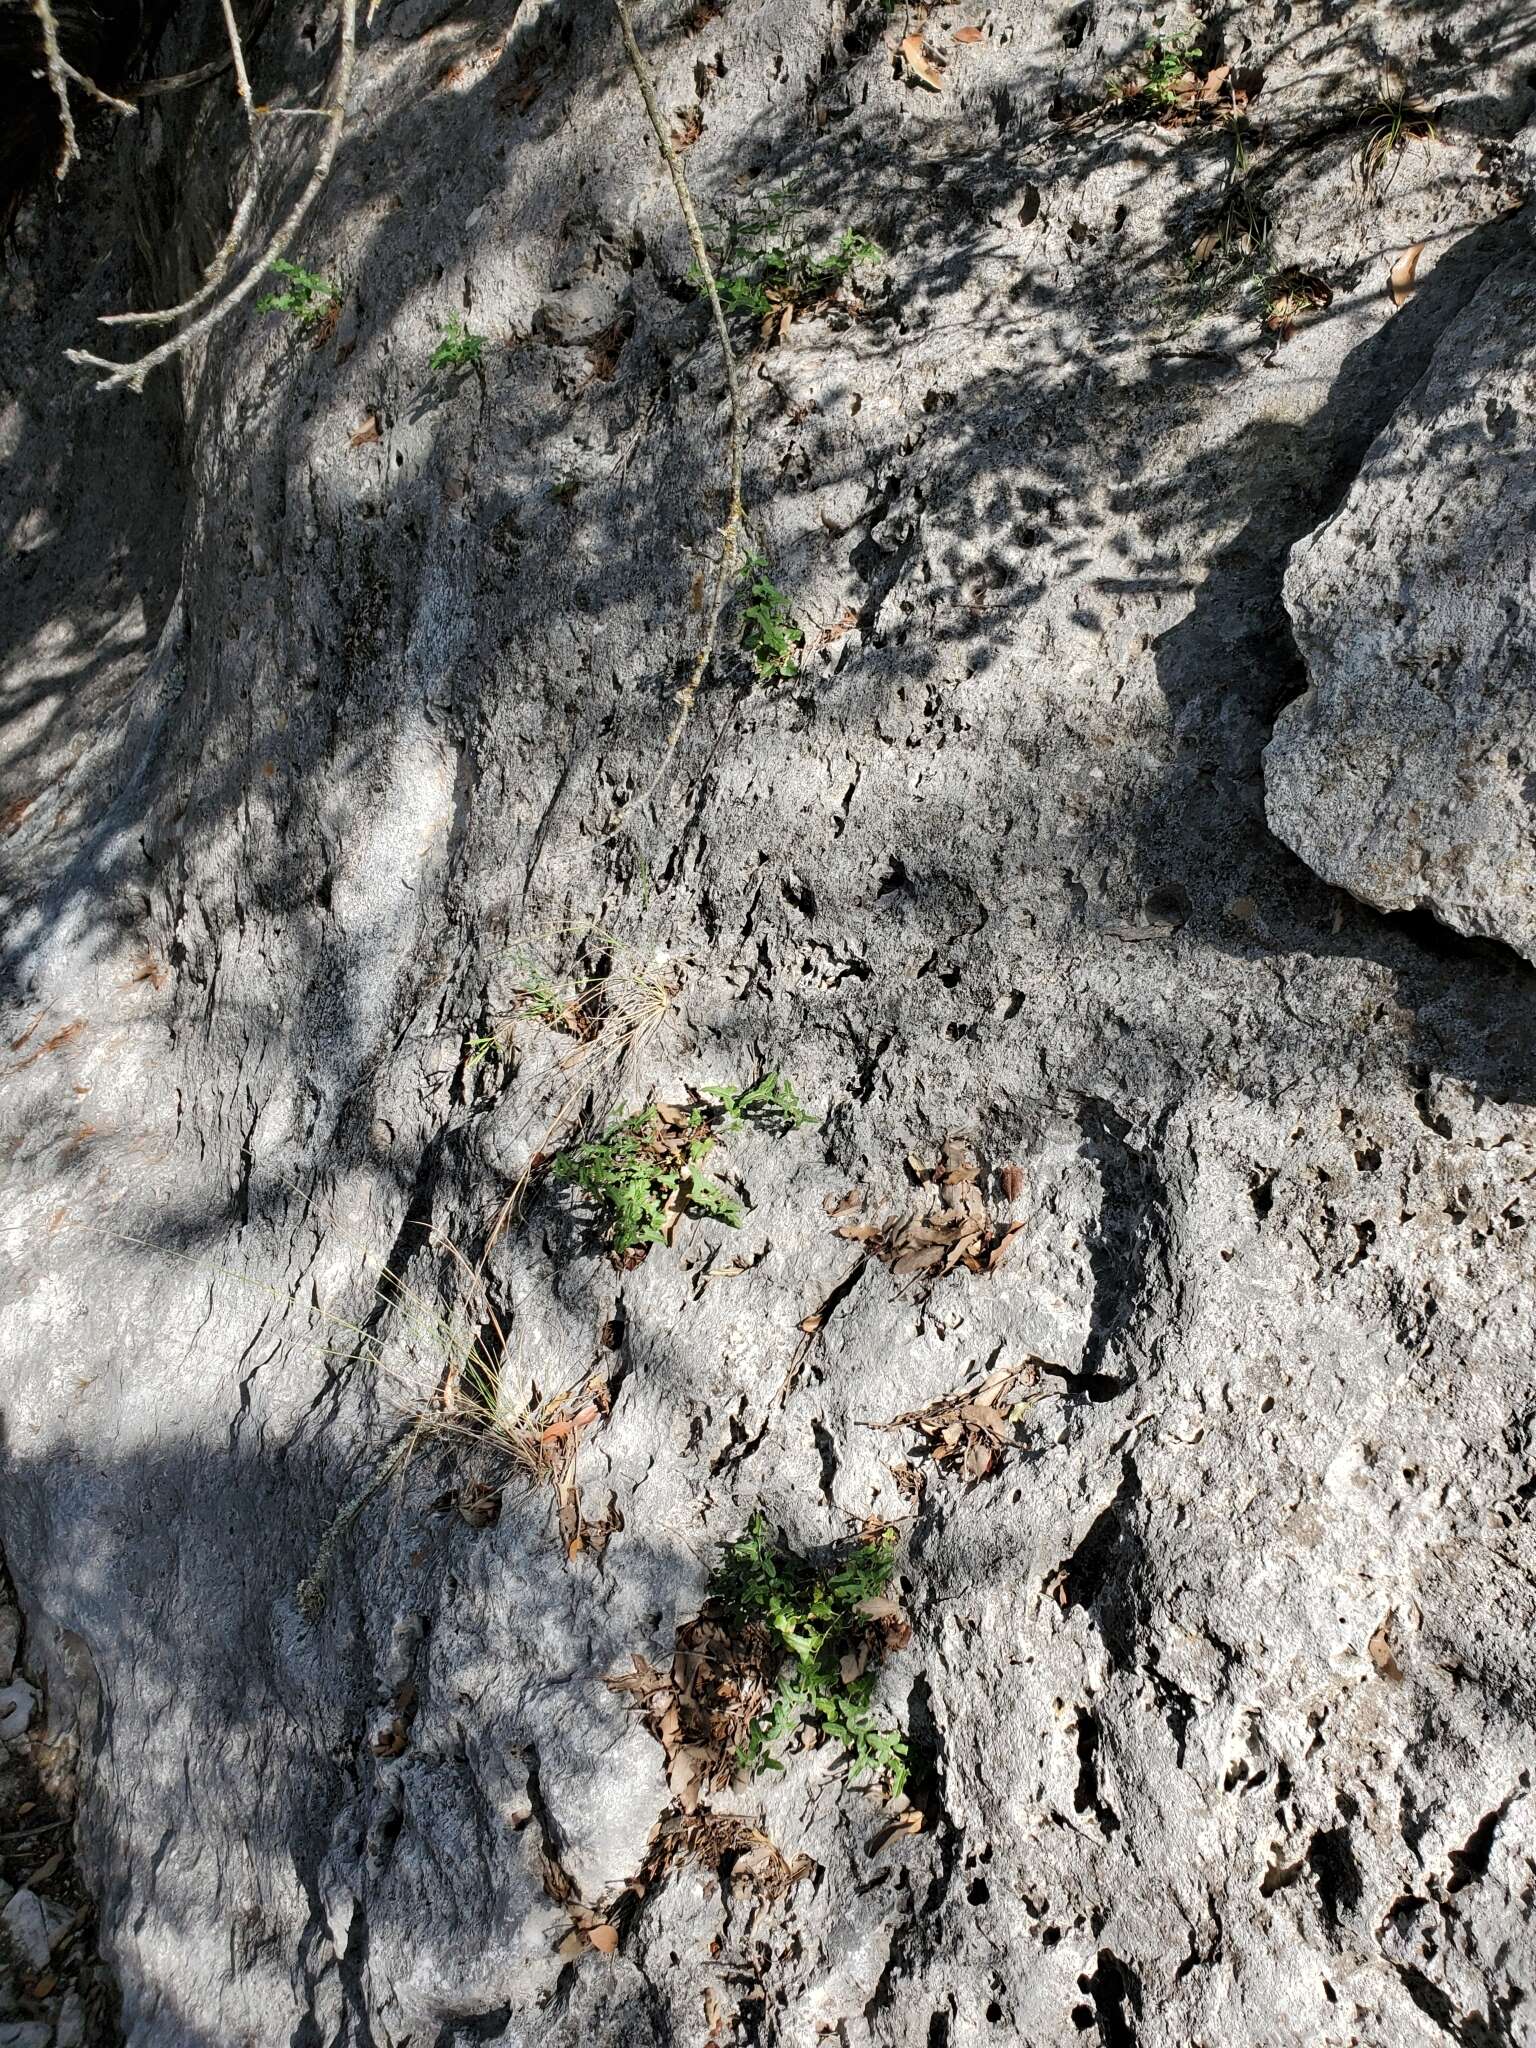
[711, 1515, 911, 1796]
[1359, 87, 1438, 190]
[552, 1073, 814, 1256]
[689, 187, 884, 331]
[257, 257, 341, 329]
[738, 550, 804, 680]
[429, 313, 486, 375]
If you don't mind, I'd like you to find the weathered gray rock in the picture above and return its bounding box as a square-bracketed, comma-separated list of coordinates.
[3, 2, 1536, 2046]
[0, 2024, 53, 2048]
[0, 1893, 50, 1975]
[1266, 257, 1536, 963]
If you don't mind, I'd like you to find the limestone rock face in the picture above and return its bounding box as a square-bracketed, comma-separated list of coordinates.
[4, 3, 1536, 2046]
[1266, 257, 1536, 964]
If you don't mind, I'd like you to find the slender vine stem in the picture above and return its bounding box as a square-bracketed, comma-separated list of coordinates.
[609, 0, 745, 829]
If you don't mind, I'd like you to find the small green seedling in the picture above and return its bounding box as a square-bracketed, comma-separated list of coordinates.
[553, 1073, 813, 1254]
[712, 1515, 910, 1795]
[429, 313, 485, 375]
[554, 1106, 739, 1253]
[1144, 33, 1202, 104]
[703, 1073, 815, 1131]
[1106, 33, 1202, 109]
[257, 257, 341, 328]
[690, 191, 883, 331]
[465, 1029, 506, 1071]
[738, 551, 804, 680]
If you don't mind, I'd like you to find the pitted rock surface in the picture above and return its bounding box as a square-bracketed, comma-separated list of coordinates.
[3, 3, 1536, 2045]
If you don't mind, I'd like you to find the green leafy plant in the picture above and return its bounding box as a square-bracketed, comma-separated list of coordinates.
[704, 1072, 815, 1131]
[738, 550, 804, 680]
[554, 1105, 740, 1253]
[257, 257, 341, 328]
[552, 1073, 813, 1254]
[1144, 32, 1202, 104]
[429, 313, 485, 374]
[690, 190, 883, 330]
[1106, 32, 1202, 108]
[711, 1515, 910, 1795]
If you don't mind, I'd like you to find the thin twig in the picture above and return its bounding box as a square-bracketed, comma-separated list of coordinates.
[67, 0, 357, 391]
[134, 51, 238, 95]
[296, 1430, 416, 1621]
[608, 0, 744, 831]
[31, 0, 79, 177]
[60, 58, 137, 116]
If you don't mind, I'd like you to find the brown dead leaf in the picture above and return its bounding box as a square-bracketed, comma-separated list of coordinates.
[349, 412, 382, 448]
[854, 1596, 906, 1623]
[952, 24, 985, 41]
[869, 1806, 925, 1854]
[1389, 241, 1425, 308]
[999, 1164, 1025, 1203]
[369, 1717, 408, 1759]
[670, 103, 704, 149]
[120, 950, 168, 991]
[540, 1403, 600, 1443]
[586, 1923, 620, 1954]
[900, 32, 945, 90]
[456, 1479, 501, 1528]
[987, 1219, 1026, 1271]
[583, 312, 633, 384]
[495, 66, 544, 115]
[12, 1018, 85, 1071]
[875, 1359, 1050, 1485]
[841, 1142, 1024, 1284]
[1368, 1617, 1404, 1682]
[816, 607, 861, 648]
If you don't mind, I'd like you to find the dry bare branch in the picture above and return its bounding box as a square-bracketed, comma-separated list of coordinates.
[66, 0, 358, 392]
[218, 0, 256, 129]
[59, 58, 137, 116]
[31, 0, 79, 177]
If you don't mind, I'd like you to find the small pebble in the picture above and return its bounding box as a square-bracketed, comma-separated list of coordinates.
[0, 1679, 36, 1744]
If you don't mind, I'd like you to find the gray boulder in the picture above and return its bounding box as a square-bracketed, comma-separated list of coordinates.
[4, 2, 1536, 2045]
[1266, 257, 1536, 963]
